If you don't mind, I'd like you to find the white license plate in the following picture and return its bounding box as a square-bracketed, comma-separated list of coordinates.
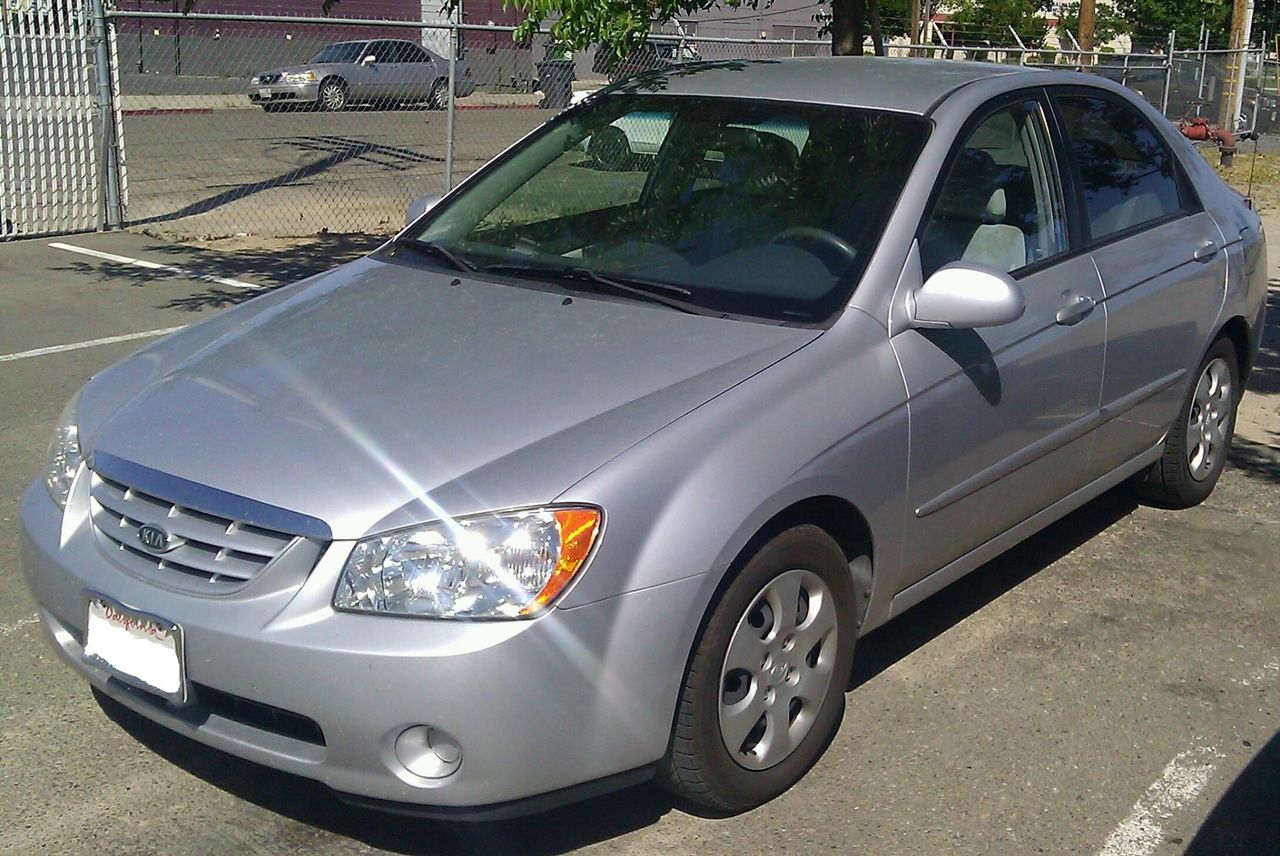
[258, 87, 272, 98]
[83, 594, 185, 703]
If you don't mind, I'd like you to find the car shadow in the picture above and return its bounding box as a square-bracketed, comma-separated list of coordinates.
[1184, 729, 1280, 854]
[849, 486, 1139, 691]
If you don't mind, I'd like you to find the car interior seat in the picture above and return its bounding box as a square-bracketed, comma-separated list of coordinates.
[921, 147, 1027, 274]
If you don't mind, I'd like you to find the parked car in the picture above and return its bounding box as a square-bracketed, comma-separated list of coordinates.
[249, 38, 476, 112]
[23, 58, 1266, 818]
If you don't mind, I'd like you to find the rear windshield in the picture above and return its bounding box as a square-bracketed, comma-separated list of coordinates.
[407, 94, 929, 323]
[308, 42, 367, 64]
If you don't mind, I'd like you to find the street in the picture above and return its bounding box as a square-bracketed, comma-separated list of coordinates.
[0, 229, 1277, 855]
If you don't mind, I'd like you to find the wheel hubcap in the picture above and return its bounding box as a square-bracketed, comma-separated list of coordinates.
[718, 569, 838, 771]
[1186, 357, 1232, 482]
[323, 86, 342, 109]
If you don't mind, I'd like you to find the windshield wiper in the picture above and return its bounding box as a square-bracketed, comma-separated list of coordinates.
[391, 238, 477, 272]
[486, 263, 715, 316]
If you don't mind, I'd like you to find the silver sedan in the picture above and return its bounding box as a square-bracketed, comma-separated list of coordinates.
[249, 38, 476, 112]
[22, 58, 1267, 819]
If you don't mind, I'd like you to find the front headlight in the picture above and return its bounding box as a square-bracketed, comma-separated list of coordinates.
[45, 392, 83, 509]
[284, 71, 317, 84]
[334, 507, 601, 619]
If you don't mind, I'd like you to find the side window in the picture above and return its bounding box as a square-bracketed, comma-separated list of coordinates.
[921, 100, 1068, 277]
[1056, 94, 1185, 241]
[404, 44, 430, 63]
[385, 42, 416, 63]
[366, 41, 393, 62]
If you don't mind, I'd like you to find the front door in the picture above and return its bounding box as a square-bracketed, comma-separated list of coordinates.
[894, 94, 1107, 584]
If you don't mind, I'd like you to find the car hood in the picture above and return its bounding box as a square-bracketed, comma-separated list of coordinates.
[256, 63, 343, 77]
[79, 257, 818, 540]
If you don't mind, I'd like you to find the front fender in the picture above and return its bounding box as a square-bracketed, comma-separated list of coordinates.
[555, 312, 910, 634]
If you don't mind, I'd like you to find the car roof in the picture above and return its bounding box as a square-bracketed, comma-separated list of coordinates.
[613, 56, 1043, 115]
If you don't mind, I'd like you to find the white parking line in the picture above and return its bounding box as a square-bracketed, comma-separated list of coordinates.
[0, 326, 186, 363]
[1097, 744, 1222, 856]
[1097, 656, 1280, 856]
[49, 241, 264, 290]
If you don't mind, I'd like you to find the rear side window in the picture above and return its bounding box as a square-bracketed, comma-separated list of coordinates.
[1055, 94, 1185, 241]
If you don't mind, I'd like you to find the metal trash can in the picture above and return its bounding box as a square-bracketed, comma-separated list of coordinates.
[536, 58, 575, 109]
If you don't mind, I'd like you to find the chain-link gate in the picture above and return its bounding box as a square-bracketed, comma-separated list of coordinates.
[1, 0, 104, 238]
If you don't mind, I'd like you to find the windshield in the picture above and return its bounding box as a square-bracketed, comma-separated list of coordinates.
[405, 94, 929, 323]
[308, 42, 367, 64]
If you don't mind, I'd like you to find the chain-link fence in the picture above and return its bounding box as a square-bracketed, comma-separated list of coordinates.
[7, 5, 1274, 245]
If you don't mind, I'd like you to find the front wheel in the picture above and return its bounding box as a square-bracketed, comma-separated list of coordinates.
[317, 78, 348, 112]
[1133, 336, 1240, 508]
[660, 525, 858, 813]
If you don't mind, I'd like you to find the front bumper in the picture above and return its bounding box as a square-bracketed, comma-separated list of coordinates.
[20, 473, 712, 811]
[248, 81, 319, 105]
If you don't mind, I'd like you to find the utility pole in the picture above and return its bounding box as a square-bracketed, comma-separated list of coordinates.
[1223, 0, 1254, 128]
[1077, 0, 1096, 65]
[908, 0, 920, 53]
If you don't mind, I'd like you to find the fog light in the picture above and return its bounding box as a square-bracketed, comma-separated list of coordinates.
[394, 725, 462, 779]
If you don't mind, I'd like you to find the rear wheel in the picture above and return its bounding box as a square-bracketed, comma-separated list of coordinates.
[660, 525, 858, 813]
[318, 78, 348, 112]
[1133, 336, 1240, 508]
[427, 78, 447, 110]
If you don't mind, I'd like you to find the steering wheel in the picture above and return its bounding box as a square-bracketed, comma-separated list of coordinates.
[768, 227, 858, 265]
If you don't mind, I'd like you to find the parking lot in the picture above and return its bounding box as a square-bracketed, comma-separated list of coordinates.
[0, 228, 1277, 855]
[119, 105, 552, 240]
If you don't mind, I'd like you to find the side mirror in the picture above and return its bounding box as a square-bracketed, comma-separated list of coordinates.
[910, 263, 1025, 329]
[405, 193, 443, 225]
[361, 54, 377, 66]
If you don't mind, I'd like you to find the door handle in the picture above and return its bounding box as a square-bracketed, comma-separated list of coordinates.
[1055, 293, 1096, 326]
[1193, 239, 1220, 261]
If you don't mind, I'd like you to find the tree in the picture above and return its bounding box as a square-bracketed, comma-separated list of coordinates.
[469, 0, 891, 57]
[1113, 0, 1232, 49]
[1056, 0, 1130, 47]
[945, 0, 1052, 48]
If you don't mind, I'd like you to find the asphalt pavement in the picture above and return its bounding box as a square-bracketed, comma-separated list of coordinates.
[0, 229, 1277, 856]
[117, 106, 552, 241]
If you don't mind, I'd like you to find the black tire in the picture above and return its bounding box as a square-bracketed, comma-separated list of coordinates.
[317, 78, 348, 112]
[1133, 336, 1241, 509]
[427, 78, 447, 110]
[659, 525, 859, 813]
[588, 126, 630, 171]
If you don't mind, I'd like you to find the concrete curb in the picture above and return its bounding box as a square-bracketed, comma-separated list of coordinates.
[119, 90, 548, 115]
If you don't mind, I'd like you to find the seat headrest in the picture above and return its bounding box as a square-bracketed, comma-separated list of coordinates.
[934, 148, 1006, 224]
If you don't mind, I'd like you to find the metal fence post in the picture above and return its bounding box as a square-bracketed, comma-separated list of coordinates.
[445, 24, 456, 192]
[89, 0, 122, 228]
[1161, 31, 1175, 117]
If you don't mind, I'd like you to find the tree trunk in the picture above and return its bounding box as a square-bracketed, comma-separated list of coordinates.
[869, 0, 885, 55]
[907, 0, 921, 55]
[831, 0, 866, 56]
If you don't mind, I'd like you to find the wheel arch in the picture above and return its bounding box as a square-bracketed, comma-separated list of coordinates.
[1214, 314, 1254, 382]
[711, 494, 876, 637]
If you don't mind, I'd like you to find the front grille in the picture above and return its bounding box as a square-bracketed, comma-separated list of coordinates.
[256, 72, 281, 84]
[89, 471, 301, 593]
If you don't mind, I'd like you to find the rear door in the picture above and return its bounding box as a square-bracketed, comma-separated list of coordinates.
[895, 92, 1107, 585]
[1049, 89, 1227, 473]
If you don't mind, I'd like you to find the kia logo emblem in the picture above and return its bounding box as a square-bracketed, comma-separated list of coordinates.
[136, 523, 173, 553]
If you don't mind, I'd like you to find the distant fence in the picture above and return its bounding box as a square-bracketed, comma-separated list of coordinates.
[3, 5, 1276, 242]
